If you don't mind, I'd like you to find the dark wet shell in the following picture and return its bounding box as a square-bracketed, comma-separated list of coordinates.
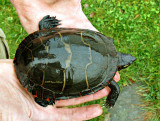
[14, 28, 118, 100]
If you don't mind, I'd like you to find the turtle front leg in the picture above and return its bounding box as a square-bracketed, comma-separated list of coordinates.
[106, 81, 120, 108]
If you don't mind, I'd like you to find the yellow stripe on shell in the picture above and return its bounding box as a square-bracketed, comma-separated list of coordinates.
[80, 32, 93, 89]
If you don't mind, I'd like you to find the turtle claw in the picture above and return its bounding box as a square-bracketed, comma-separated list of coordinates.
[106, 80, 120, 108]
[39, 15, 61, 30]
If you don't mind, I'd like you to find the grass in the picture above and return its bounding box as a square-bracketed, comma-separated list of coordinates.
[0, 0, 160, 120]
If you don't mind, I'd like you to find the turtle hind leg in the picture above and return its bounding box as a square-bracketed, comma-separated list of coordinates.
[106, 81, 120, 108]
[35, 97, 55, 107]
[39, 15, 61, 30]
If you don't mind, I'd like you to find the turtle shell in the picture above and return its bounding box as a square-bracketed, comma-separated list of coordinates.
[14, 28, 118, 103]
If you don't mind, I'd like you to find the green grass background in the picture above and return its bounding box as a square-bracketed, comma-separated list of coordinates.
[0, 0, 159, 120]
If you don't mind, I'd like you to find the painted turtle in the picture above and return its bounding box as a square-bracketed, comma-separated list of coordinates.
[14, 15, 136, 107]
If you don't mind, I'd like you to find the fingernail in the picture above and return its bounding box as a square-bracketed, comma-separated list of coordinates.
[114, 72, 120, 82]
[114, 74, 118, 80]
[93, 105, 102, 116]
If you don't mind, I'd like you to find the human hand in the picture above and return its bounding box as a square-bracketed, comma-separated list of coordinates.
[9, 0, 120, 107]
[6, 0, 120, 120]
[10, 0, 97, 34]
[0, 60, 119, 121]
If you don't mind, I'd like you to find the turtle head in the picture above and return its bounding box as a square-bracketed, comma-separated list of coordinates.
[117, 52, 136, 70]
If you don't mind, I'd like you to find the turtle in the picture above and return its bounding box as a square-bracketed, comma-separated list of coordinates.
[14, 15, 136, 108]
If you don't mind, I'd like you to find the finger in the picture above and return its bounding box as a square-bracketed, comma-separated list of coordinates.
[58, 104, 102, 121]
[55, 86, 110, 107]
[113, 71, 120, 82]
[32, 104, 102, 121]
